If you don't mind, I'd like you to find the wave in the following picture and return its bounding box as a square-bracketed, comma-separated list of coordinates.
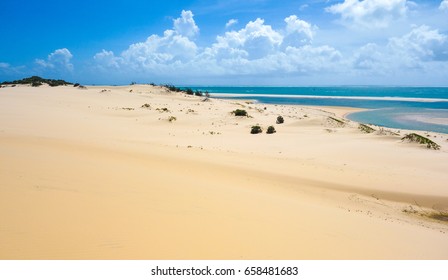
[210, 93, 448, 103]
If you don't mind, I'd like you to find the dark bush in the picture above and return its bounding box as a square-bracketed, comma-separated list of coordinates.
[186, 88, 194, 95]
[250, 125, 262, 134]
[232, 109, 248, 117]
[266, 126, 276, 134]
[31, 81, 42, 87]
[276, 116, 284, 124]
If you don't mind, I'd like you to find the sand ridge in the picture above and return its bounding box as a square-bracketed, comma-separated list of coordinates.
[0, 84, 447, 259]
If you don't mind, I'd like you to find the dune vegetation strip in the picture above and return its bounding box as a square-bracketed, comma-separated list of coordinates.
[401, 133, 441, 150]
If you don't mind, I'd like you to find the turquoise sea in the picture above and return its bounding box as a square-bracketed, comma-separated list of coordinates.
[189, 86, 448, 134]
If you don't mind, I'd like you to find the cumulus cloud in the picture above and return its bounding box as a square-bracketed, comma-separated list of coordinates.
[92, 11, 346, 80]
[94, 11, 198, 74]
[326, 0, 409, 28]
[440, 0, 448, 10]
[353, 25, 447, 72]
[35, 48, 74, 72]
[282, 15, 316, 47]
[225, 19, 238, 28]
[173, 10, 199, 38]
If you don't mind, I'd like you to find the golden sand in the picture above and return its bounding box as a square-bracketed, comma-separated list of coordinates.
[0, 84, 447, 259]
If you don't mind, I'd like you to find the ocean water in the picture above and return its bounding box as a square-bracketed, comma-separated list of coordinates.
[189, 86, 448, 134]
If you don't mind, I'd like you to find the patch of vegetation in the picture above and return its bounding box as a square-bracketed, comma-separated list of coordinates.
[266, 126, 276, 134]
[358, 124, 375, 133]
[161, 84, 208, 98]
[121, 107, 134, 111]
[232, 109, 248, 117]
[73, 83, 80, 87]
[377, 128, 399, 136]
[328, 117, 345, 125]
[428, 212, 448, 222]
[250, 125, 263, 134]
[141, 103, 151, 109]
[1, 76, 73, 87]
[156, 107, 170, 113]
[163, 84, 183, 92]
[401, 133, 441, 150]
[276, 116, 284, 124]
[168, 116, 177, 122]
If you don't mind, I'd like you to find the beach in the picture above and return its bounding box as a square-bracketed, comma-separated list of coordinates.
[0, 84, 447, 259]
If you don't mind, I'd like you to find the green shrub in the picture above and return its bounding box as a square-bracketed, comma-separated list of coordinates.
[251, 125, 262, 134]
[266, 126, 276, 134]
[232, 109, 248, 117]
[402, 133, 440, 150]
[358, 124, 375, 133]
[276, 116, 284, 124]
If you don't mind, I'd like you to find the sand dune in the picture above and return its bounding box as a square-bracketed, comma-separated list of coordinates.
[0, 84, 447, 259]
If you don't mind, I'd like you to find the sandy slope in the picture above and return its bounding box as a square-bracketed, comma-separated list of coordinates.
[0, 84, 447, 259]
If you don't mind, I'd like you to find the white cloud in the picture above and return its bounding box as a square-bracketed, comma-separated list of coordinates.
[283, 15, 316, 47]
[388, 25, 447, 65]
[352, 25, 447, 72]
[93, 50, 122, 69]
[35, 48, 74, 72]
[326, 0, 409, 29]
[173, 10, 199, 38]
[94, 11, 198, 73]
[93, 12, 345, 80]
[225, 19, 238, 28]
[440, 0, 448, 10]
[91, 11, 445, 85]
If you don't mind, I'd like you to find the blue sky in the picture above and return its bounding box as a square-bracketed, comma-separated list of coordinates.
[1, 0, 447, 85]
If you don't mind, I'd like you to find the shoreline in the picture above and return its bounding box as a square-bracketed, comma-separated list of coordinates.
[1, 84, 447, 259]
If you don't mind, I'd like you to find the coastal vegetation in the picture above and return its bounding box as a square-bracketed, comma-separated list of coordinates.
[250, 125, 262, 134]
[232, 109, 248, 117]
[401, 133, 440, 150]
[162, 84, 208, 97]
[1, 76, 73, 87]
[328, 116, 345, 126]
[358, 124, 376, 133]
[266, 126, 276, 134]
[276, 116, 284, 124]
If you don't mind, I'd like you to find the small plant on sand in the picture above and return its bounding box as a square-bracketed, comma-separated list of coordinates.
[168, 116, 177, 122]
[156, 107, 170, 113]
[250, 125, 263, 134]
[276, 116, 284, 124]
[232, 109, 248, 117]
[428, 211, 448, 222]
[358, 124, 375, 133]
[402, 133, 440, 150]
[266, 126, 276, 134]
[141, 103, 151, 109]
